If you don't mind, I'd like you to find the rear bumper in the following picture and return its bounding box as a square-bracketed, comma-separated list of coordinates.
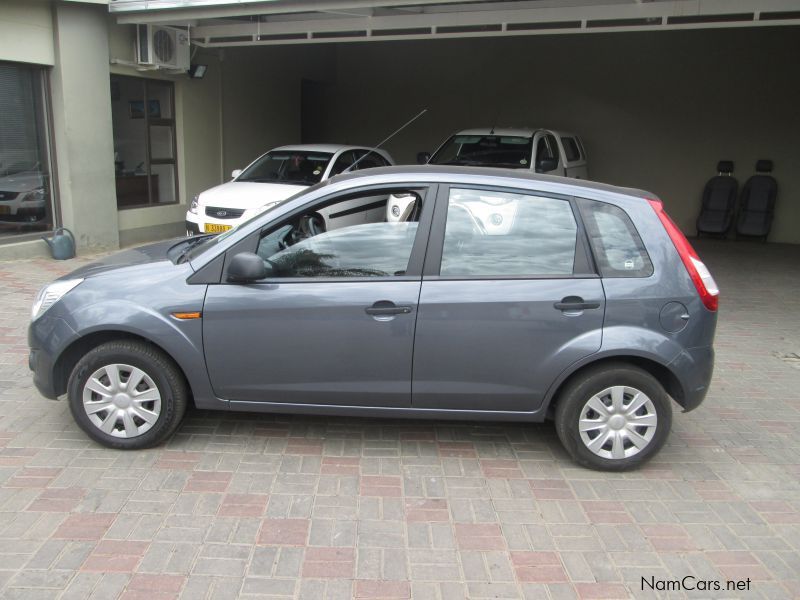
[668, 345, 714, 412]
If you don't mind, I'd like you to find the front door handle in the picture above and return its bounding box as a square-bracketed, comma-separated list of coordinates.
[365, 301, 412, 316]
[554, 296, 601, 311]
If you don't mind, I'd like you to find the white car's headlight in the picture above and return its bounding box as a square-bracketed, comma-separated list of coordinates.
[31, 279, 83, 321]
[189, 196, 199, 214]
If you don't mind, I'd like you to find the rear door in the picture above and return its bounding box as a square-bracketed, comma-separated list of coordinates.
[411, 185, 604, 412]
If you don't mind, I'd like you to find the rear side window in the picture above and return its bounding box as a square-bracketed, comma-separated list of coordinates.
[578, 198, 653, 277]
[561, 137, 581, 162]
[439, 188, 577, 277]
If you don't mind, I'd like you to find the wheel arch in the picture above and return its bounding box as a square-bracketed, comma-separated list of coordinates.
[544, 354, 685, 417]
[52, 330, 194, 404]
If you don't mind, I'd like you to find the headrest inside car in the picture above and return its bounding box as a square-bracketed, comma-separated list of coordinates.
[716, 160, 734, 174]
[755, 159, 773, 173]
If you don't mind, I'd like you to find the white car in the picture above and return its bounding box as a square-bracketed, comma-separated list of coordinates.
[0, 167, 47, 224]
[387, 127, 588, 222]
[186, 144, 393, 236]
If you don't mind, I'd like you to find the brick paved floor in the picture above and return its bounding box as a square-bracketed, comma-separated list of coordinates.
[0, 239, 798, 599]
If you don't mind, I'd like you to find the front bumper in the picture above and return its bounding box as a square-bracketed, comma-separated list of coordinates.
[28, 316, 78, 400]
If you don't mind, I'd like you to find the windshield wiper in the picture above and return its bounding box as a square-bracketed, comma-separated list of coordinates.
[176, 234, 213, 264]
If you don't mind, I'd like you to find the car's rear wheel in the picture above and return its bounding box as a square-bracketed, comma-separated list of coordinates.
[554, 364, 672, 471]
[67, 340, 188, 450]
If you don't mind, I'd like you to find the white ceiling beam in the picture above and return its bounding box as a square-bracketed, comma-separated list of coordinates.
[186, 0, 798, 39]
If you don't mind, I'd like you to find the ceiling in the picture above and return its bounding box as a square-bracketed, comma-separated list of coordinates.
[109, 0, 800, 46]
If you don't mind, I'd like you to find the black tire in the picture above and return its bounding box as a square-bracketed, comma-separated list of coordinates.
[67, 340, 188, 450]
[554, 363, 672, 471]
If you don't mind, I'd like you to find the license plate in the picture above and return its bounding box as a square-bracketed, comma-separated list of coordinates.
[205, 223, 232, 234]
[0, 206, 9, 215]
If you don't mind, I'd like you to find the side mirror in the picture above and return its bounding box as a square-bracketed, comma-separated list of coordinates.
[231, 169, 242, 179]
[535, 157, 559, 173]
[227, 252, 272, 283]
[416, 152, 431, 165]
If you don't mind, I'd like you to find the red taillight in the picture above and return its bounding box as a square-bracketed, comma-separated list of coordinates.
[648, 199, 719, 312]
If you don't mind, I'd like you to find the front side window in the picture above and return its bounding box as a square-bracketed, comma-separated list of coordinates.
[0, 62, 55, 240]
[430, 135, 533, 168]
[439, 188, 578, 277]
[561, 137, 581, 162]
[237, 151, 333, 185]
[256, 189, 425, 278]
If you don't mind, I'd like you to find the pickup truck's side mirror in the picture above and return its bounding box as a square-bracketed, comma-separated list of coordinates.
[231, 169, 242, 179]
[416, 152, 431, 165]
[227, 252, 273, 282]
[535, 157, 559, 173]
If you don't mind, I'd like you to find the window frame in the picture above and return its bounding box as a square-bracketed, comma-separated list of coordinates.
[111, 75, 178, 210]
[0, 61, 59, 244]
[222, 183, 438, 284]
[422, 184, 597, 280]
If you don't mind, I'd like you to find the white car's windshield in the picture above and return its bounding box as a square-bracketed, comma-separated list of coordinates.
[236, 151, 333, 185]
[430, 135, 533, 168]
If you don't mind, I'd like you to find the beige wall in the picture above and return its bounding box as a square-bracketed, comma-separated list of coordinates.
[49, 2, 119, 250]
[0, 0, 54, 66]
[323, 28, 800, 243]
[220, 45, 336, 177]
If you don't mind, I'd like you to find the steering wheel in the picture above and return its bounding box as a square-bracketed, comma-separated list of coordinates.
[278, 214, 326, 249]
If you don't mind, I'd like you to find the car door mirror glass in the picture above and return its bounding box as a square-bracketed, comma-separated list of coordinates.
[417, 152, 431, 165]
[227, 252, 271, 282]
[536, 158, 558, 173]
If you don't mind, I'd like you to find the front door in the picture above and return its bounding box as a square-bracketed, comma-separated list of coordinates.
[202, 185, 434, 408]
[412, 186, 604, 412]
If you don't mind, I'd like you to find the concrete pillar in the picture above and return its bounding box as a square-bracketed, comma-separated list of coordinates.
[49, 2, 119, 251]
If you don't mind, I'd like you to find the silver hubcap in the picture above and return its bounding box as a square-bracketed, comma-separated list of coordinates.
[578, 385, 658, 460]
[82, 363, 162, 438]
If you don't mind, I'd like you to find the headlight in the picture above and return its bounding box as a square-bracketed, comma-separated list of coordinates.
[31, 279, 83, 321]
[189, 196, 199, 214]
[22, 187, 45, 203]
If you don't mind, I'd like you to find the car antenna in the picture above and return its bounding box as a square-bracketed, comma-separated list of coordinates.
[345, 108, 428, 173]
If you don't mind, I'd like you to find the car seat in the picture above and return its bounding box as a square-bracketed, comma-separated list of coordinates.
[696, 160, 737, 237]
[736, 160, 777, 241]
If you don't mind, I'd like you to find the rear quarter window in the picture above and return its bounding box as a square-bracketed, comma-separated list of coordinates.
[561, 137, 581, 162]
[578, 198, 653, 278]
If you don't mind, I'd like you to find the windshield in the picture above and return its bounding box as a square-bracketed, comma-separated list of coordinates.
[430, 135, 533, 168]
[236, 151, 334, 185]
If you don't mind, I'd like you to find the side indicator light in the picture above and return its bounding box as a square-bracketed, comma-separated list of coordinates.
[171, 311, 202, 320]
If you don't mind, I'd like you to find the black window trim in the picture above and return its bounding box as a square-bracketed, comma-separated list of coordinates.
[422, 183, 598, 280]
[218, 182, 439, 284]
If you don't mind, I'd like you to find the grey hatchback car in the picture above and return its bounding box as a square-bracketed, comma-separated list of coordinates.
[29, 167, 718, 470]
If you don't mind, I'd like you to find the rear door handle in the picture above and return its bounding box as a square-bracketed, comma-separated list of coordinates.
[365, 301, 412, 316]
[554, 296, 601, 311]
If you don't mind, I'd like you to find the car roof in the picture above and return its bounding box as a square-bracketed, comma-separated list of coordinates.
[271, 144, 380, 154]
[329, 165, 653, 201]
[454, 127, 580, 138]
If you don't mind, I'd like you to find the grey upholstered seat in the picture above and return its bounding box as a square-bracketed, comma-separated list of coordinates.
[736, 160, 777, 240]
[696, 160, 737, 236]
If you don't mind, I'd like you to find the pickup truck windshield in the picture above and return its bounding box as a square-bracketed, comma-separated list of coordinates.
[430, 135, 533, 168]
[236, 151, 333, 185]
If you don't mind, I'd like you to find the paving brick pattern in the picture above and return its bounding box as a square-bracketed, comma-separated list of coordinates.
[0, 240, 798, 599]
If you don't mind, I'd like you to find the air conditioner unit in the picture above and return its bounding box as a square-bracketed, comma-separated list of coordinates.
[136, 24, 190, 70]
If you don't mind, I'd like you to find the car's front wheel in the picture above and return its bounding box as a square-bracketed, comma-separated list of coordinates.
[67, 340, 188, 449]
[554, 363, 672, 471]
